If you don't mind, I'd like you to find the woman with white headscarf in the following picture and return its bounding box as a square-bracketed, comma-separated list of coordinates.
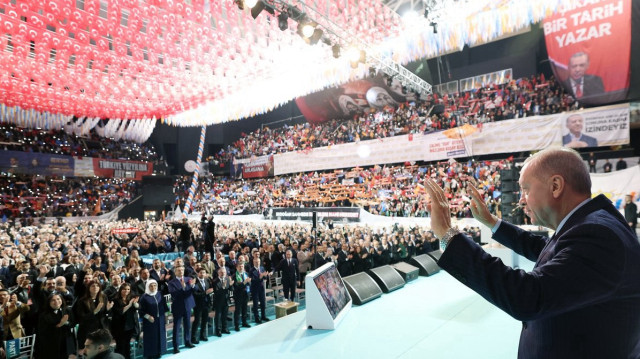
[138, 279, 168, 359]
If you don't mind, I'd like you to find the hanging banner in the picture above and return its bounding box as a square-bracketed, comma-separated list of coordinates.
[543, 0, 632, 105]
[74, 158, 153, 180]
[273, 104, 629, 176]
[242, 155, 275, 179]
[231, 155, 274, 179]
[265, 207, 361, 223]
[560, 104, 630, 147]
[295, 75, 419, 124]
[471, 116, 563, 154]
[0, 151, 74, 176]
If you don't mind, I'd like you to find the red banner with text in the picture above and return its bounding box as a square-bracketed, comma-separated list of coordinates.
[543, 0, 631, 105]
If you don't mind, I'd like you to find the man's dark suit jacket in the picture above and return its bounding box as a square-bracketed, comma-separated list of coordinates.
[562, 133, 598, 147]
[563, 74, 604, 100]
[168, 277, 195, 317]
[47, 265, 65, 279]
[193, 277, 211, 309]
[438, 194, 640, 359]
[275, 258, 299, 284]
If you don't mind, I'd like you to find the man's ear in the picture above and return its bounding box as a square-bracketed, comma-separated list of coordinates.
[549, 175, 565, 199]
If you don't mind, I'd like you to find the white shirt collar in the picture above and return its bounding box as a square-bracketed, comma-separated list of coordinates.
[555, 197, 591, 235]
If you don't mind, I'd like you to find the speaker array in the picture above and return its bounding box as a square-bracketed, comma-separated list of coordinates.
[342, 256, 443, 306]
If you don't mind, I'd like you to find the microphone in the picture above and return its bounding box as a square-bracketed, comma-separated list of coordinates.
[510, 204, 524, 214]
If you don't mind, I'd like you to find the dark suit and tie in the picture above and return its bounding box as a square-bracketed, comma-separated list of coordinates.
[212, 270, 231, 336]
[233, 266, 251, 331]
[428, 147, 640, 359]
[168, 269, 196, 353]
[562, 133, 598, 147]
[562, 75, 604, 102]
[47, 265, 65, 279]
[274, 254, 299, 301]
[191, 272, 212, 342]
[249, 260, 270, 323]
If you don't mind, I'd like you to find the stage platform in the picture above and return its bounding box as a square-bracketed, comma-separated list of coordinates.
[168, 249, 534, 359]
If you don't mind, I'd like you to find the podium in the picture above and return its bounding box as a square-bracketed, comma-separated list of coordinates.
[275, 301, 299, 318]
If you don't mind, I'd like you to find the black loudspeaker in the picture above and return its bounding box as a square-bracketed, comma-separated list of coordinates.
[366, 265, 405, 293]
[343, 272, 383, 305]
[500, 168, 519, 181]
[312, 211, 317, 229]
[409, 254, 440, 276]
[502, 181, 519, 192]
[501, 192, 519, 204]
[142, 176, 175, 206]
[426, 250, 442, 262]
[391, 262, 419, 283]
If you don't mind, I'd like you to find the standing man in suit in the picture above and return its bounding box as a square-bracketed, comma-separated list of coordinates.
[562, 114, 598, 148]
[149, 259, 169, 295]
[562, 51, 604, 101]
[133, 268, 151, 297]
[46, 255, 65, 278]
[424, 147, 640, 358]
[168, 265, 196, 354]
[232, 262, 251, 331]
[212, 267, 231, 337]
[249, 257, 270, 324]
[273, 250, 298, 302]
[191, 267, 212, 343]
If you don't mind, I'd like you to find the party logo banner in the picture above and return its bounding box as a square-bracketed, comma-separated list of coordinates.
[543, 0, 631, 105]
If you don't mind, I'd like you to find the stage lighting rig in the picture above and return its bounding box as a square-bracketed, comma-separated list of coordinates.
[278, 11, 289, 31]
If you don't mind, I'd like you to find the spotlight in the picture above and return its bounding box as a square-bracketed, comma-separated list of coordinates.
[332, 44, 341, 58]
[430, 22, 438, 34]
[278, 12, 289, 31]
[300, 23, 315, 38]
[308, 28, 323, 45]
[245, 0, 258, 8]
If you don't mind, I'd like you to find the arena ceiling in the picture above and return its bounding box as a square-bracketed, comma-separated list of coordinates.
[0, 0, 561, 127]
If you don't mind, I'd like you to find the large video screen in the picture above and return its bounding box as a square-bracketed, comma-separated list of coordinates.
[312, 264, 351, 319]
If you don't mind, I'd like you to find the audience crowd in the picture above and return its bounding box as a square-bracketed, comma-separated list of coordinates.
[0, 215, 483, 358]
[0, 123, 160, 163]
[177, 159, 512, 219]
[0, 174, 140, 222]
[214, 74, 577, 162]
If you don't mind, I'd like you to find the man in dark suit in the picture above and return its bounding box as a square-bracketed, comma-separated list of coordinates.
[232, 262, 251, 331]
[273, 250, 299, 302]
[562, 114, 598, 148]
[132, 268, 151, 297]
[191, 267, 212, 343]
[425, 147, 640, 359]
[212, 267, 231, 337]
[168, 265, 196, 354]
[46, 255, 65, 278]
[562, 52, 604, 102]
[149, 259, 169, 294]
[249, 257, 270, 324]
